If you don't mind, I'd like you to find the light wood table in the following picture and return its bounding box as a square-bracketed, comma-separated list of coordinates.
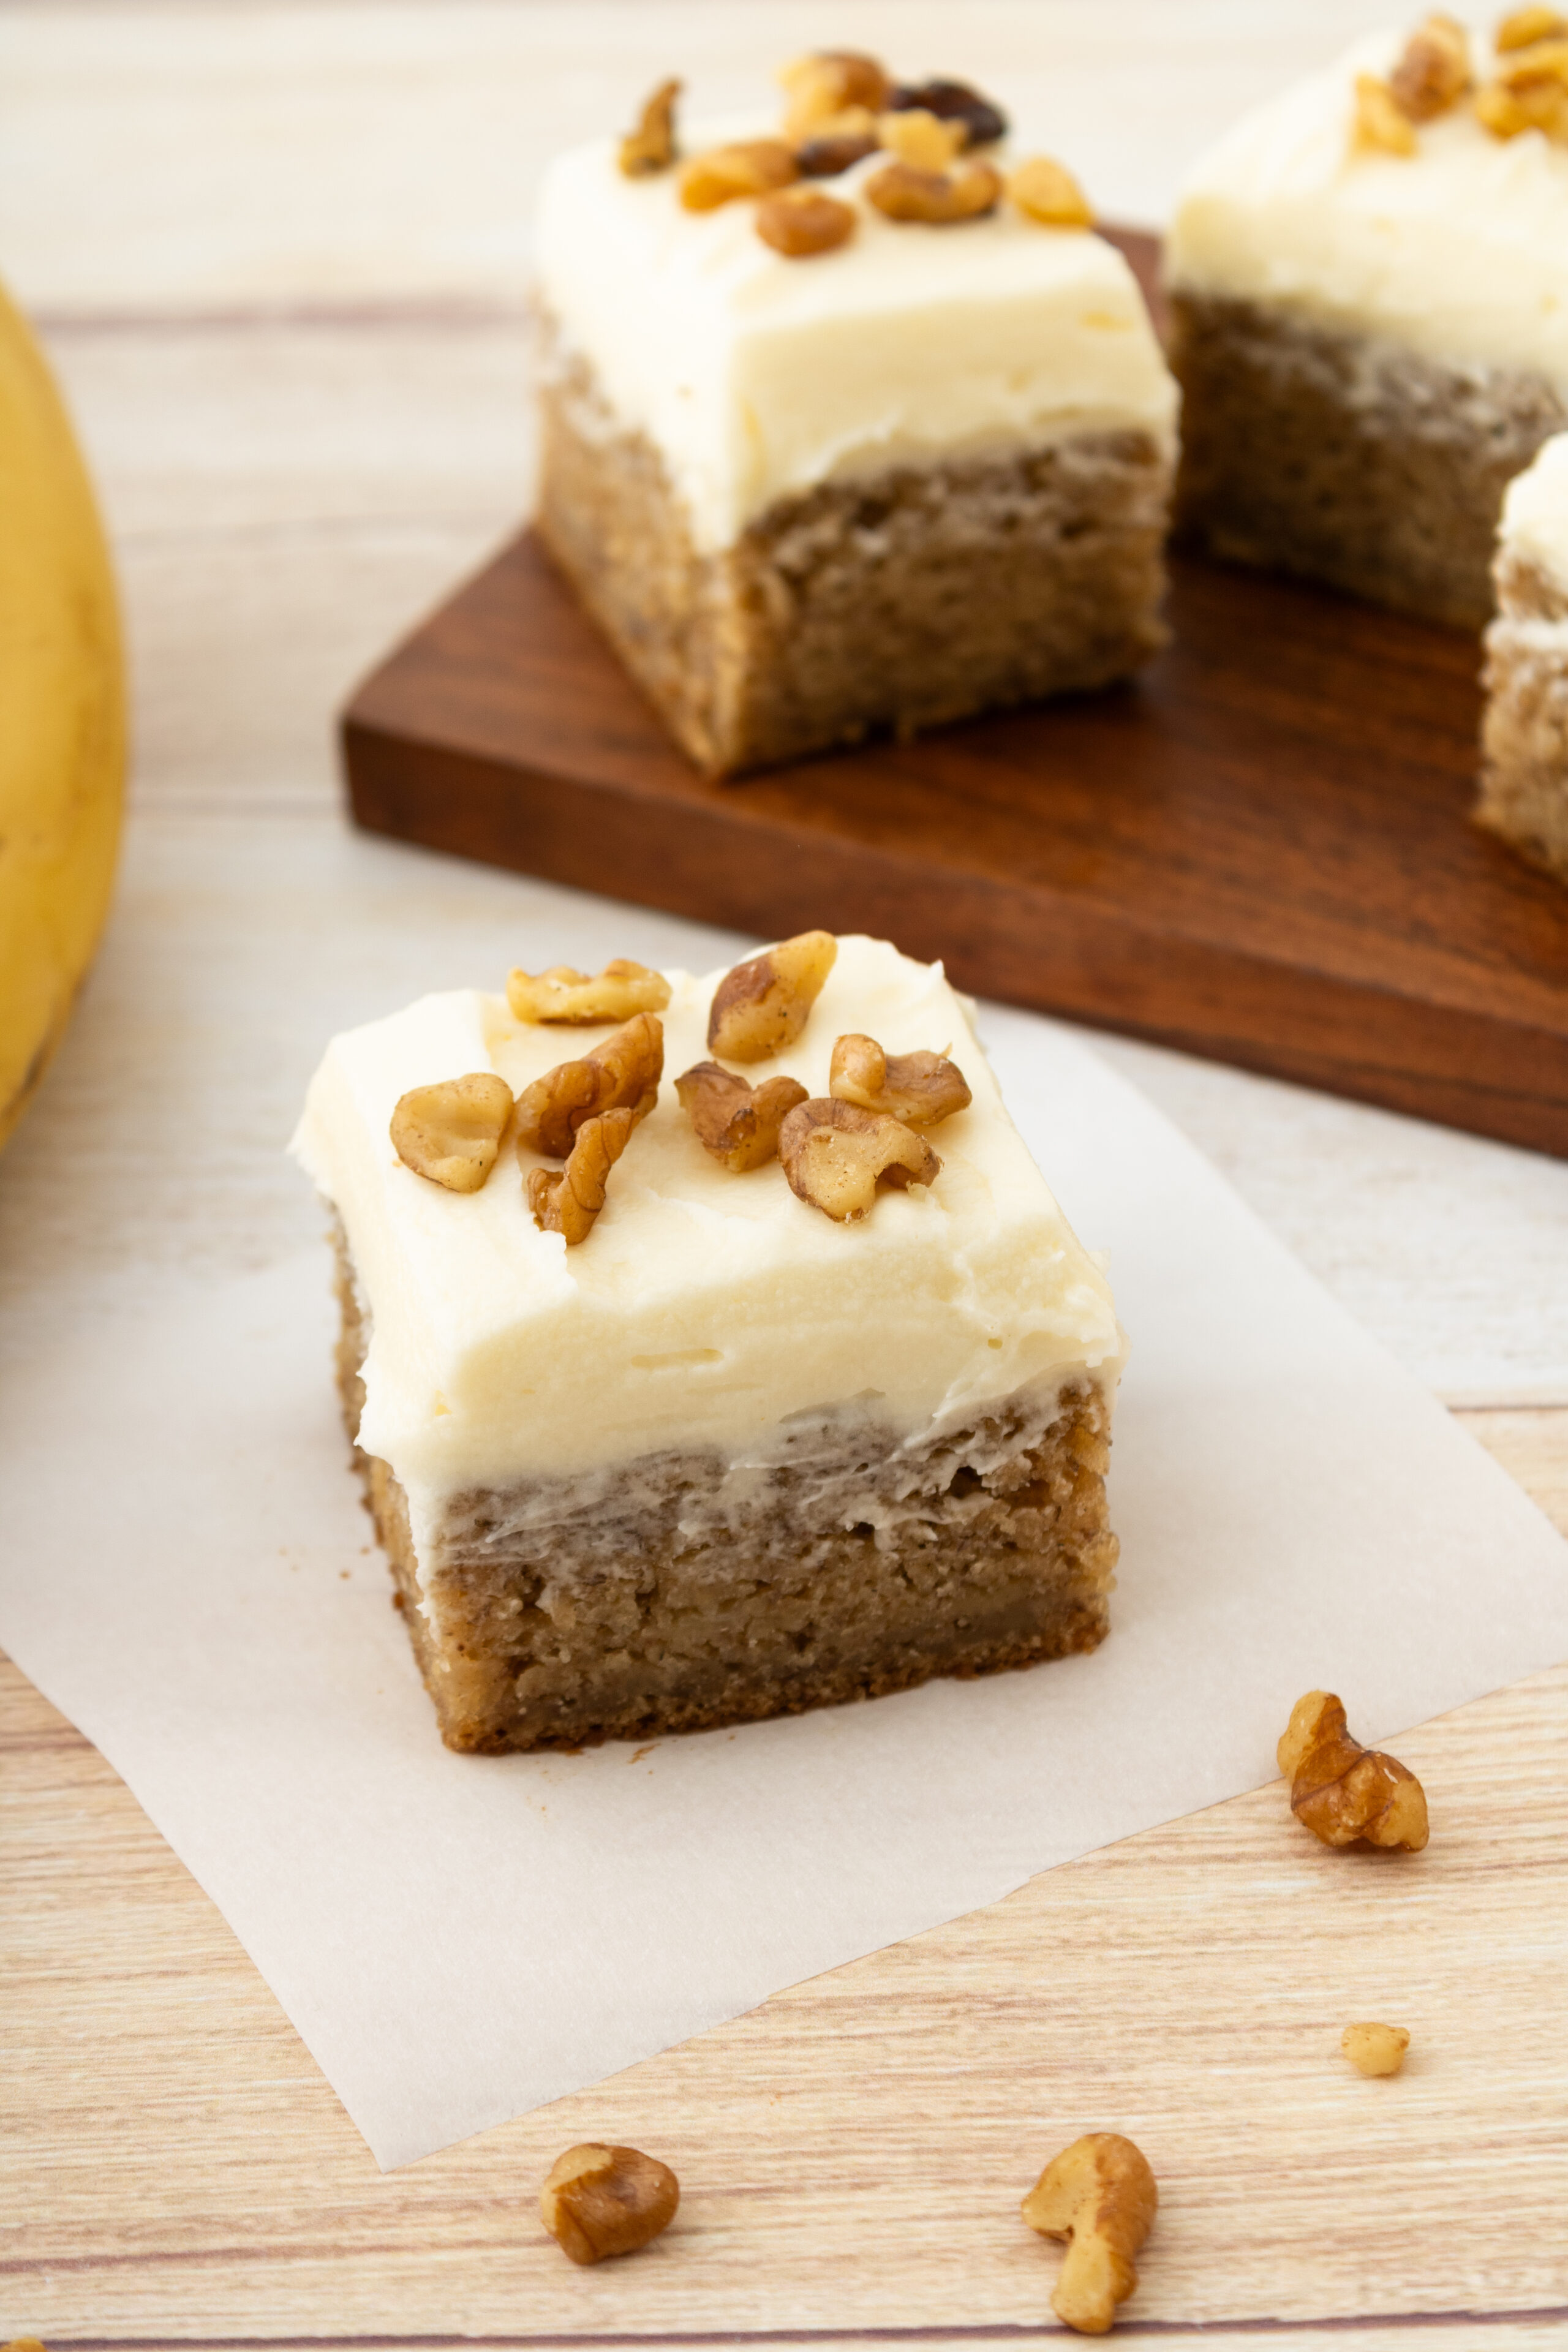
[3, 7, 1567, 2342]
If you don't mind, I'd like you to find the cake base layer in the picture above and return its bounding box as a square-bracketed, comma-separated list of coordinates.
[1478, 554, 1568, 885]
[537, 348, 1171, 778]
[1170, 292, 1568, 631]
[331, 1235, 1118, 1754]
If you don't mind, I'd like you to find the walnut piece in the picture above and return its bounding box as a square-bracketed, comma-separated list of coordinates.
[1277, 1691, 1430, 1852]
[1021, 2133, 1158, 2337]
[796, 127, 880, 176]
[1010, 155, 1095, 228]
[1341, 2021, 1411, 2077]
[1496, 6, 1568, 48]
[506, 959, 671, 1025]
[1352, 71, 1420, 152]
[756, 186, 857, 258]
[679, 140, 798, 212]
[675, 1060, 809, 1170]
[527, 1107, 639, 1246]
[707, 930, 837, 1060]
[875, 106, 967, 170]
[540, 2142, 680, 2262]
[390, 1072, 514, 1193]
[829, 1033, 971, 1126]
[1476, 65, 1568, 134]
[1389, 13, 1472, 118]
[619, 78, 681, 176]
[865, 159, 1003, 223]
[778, 1096, 940, 1221]
[779, 50, 891, 140]
[888, 76, 1008, 146]
[513, 1013, 664, 1159]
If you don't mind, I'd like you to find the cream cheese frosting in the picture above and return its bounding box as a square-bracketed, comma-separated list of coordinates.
[533, 123, 1178, 550]
[292, 938, 1123, 1541]
[1166, 28, 1568, 389]
[1500, 429, 1568, 590]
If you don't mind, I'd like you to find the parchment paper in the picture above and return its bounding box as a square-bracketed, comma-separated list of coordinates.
[2, 1009, 1564, 2168]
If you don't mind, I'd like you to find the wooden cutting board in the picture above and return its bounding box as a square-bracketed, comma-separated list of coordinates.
[341, 230, 1568, 1159]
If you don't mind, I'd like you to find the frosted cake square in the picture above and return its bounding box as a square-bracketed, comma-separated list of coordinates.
[1479, 429, 1568, 878]
[532, 52, 1178, 776]
[1167, 12, 1568, 628]
[293, 933, 1125, 1752]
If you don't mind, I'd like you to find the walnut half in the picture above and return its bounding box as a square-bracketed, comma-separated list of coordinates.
[1278, 1691, 1430, 1852]
[513, 1014, 663, 1159]
[1022, 2133, 1158, 2336]
[865, 158, 1003, 223]
[675, 1060, 809, 1170]
[778, 1096, 940, 1221]
[506, 959, 671, 1025]
[390, 1072, 514, 1193]
[707, 930, 837, 1060]
[527, 1107, 639, 1246]
[829, 1033, 971, 1126]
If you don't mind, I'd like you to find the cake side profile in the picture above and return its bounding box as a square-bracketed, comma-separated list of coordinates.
[293, 935, 1126, 1752]
[1477, 431, 1568, 880]
[1166, 15, 1568, 629]
[532, 57, 1178, 777]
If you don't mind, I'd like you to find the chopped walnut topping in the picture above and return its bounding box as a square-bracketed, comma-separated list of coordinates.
[390, 1072, 514, 1193]
[528, 1110, 640, 1245]
[1476, 65, 1568, 132]
[1496, 5, 1568, 48]
[1341, 2021, 1411, 2076]
[513, 1013, 663, 1159]
[506, 959, 671, 1025]
[829, 1033, 972, 1126]
[707, 930, 837, 1060]
[541, 2143, 680, 2263]
[1009, 156, 1095, 228]
[1278, 1691, 1430, 1852]
[778, 1096, 940, 1221]
[756, 186, 858, 257]
[679, 139, 798, 212]
[619, 78, 682, 176]
[1389, 13, 1472, 117]
[675, 1060, 809, 1169]
[780, 50, 891, 141]
[875, 107, 967, 170]
[796, 127, 880, 176]
[888, 77, 1008, 147]
[865, 158, 1003, 223]
[1352, 71, 1420, 153]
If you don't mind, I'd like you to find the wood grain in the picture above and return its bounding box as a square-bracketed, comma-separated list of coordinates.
[341, 242, 1568, 1161]
[4, 1412, 1566, 2345]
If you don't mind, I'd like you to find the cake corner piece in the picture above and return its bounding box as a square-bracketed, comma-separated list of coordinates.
[1477, 430, 1568, 883]
[294, 933, 1126, 1754]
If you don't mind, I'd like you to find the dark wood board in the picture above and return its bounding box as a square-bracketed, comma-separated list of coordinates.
[341, 232, 1568, 1159]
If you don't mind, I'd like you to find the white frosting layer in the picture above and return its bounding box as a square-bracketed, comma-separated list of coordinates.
[1167, 29, 1568, 388]
[533, 124, 1177, 549]
[1501, 431, 1568, 590]
[292, 938, 1124, 1540]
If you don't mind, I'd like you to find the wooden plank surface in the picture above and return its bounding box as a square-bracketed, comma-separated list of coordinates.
[5, 1414, 1567, 2346]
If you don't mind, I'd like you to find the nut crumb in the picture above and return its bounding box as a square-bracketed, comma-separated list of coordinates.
[778, 1096, 940, 1221]
[1496, 6, 1568, 47]
[756, 186, 857, 257]
[619, 78, 682, 176]
[779, 50, 891, 141]
[1021, 2133, 1158, 2336]
[676, 1060, 809, 1167]
[540, 2143, 680, 2262]
[527, 1107, 639, 1245]
[1352, 71, 1420, 152]
[514, 1013, 664, 1159]
[865, 158, 1003, 223]
[1278, 1691, 1430, 1852]
[679, 139, 798, 212]
[707, 930, 837, 1060]
[888, 76, 1008, 146]
[1389, 13, 1472, 118]
[507, 959, 671, 1025]
[875, 106, 967, 170]
[390, 1072, 514, 1193]
[829, 1033, 971, 1126]
[1009, 156, 1095, 228]
[1341, 2021, 1411, 2076]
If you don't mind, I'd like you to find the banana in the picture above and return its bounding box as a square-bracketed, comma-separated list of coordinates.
[0, 276, 125, 1153]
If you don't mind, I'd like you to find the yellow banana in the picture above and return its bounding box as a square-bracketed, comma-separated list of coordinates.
[0, 276, 124, 1153]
